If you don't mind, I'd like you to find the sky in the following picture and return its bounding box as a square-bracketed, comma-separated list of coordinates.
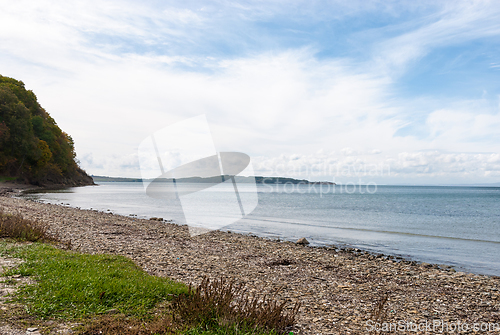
[1, 0, 500, 185]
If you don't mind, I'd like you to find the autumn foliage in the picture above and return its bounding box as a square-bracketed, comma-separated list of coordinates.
[0, 75, 93, 186]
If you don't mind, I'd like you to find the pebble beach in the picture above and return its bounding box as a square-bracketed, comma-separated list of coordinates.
[1, 189, 499, 334]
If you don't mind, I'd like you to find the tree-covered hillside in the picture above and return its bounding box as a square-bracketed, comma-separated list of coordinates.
[0, 75, 93, 186]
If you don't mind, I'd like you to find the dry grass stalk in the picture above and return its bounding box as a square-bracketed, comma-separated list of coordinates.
[0, 209, 57, 242]
[173, 276, 300, 333]
[80, 314, 175, 335]
[371, 292, 390, 335]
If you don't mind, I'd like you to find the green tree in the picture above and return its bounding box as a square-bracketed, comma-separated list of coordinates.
[0, 74, 93, 186]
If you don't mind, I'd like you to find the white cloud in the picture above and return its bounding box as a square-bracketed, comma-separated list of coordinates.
[250, 149, 500, 185]
[373, 1, 500, 76]
[1, 0, 500, 184]
[390, 151, 500, 178]
[425, 105, 500, 149]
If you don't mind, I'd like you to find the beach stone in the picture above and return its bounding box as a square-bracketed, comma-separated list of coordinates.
[296, 237, 310, 245]
[0, 187, 13, 195]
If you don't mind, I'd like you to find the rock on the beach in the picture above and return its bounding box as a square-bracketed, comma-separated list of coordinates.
[296, 237, 310, 245]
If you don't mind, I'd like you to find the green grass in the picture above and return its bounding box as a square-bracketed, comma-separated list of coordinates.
[0, 176, 17, 182]
[1, 242, 188, 319]
[0, 240, 294, 334]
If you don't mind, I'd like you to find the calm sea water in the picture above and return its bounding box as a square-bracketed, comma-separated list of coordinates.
[21, 182, 500, 276]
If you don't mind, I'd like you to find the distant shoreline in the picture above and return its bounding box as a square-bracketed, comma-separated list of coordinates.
[91, 175, 336, 185]
[0, 180, 94, 196]
[90, 175, 500, 187]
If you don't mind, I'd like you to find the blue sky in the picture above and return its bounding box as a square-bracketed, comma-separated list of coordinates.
[1, 0, 500, 184]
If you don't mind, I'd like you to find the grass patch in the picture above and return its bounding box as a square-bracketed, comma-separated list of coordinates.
[0, 239, 298, 334]
[81, 317, 279, 335]
[0, 210, 56, 242]
[4, 243, 188, 319]
[77, 314, 176, 335]
[173, 277, 299, 333]
[0, 176, 18, 182]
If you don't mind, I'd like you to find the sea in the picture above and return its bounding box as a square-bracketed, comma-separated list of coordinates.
[20, 182, 500, 276]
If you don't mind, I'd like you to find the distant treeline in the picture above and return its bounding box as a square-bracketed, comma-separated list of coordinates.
[0, 75, 93, 186]
[92, 175, 335, 185]
[92, 176, 143, 183]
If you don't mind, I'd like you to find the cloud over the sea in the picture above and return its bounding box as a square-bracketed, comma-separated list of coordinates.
[1, 0, 499, 184]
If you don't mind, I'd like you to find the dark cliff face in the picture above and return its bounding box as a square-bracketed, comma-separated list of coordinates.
[29, 166, 95, 187]
[0, 74, 94, 187]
